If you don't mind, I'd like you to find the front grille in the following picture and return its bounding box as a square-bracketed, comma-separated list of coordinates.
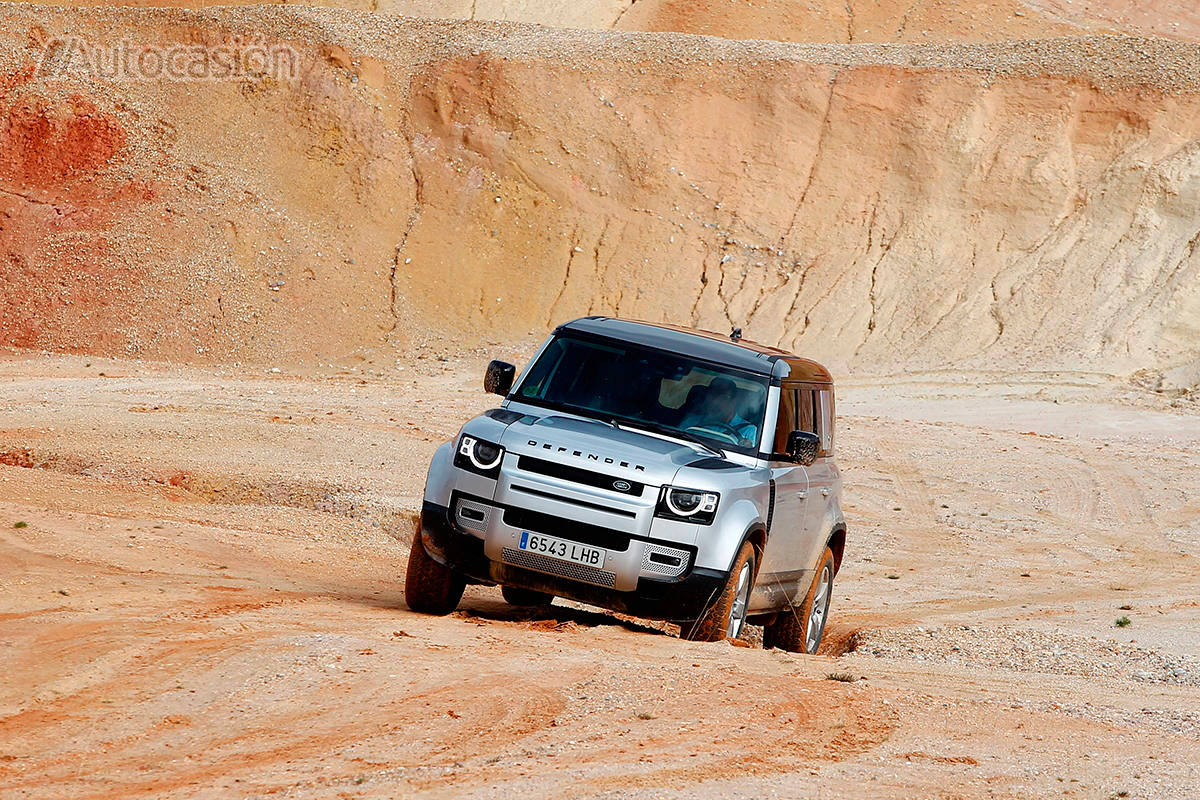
[503, 507, 631, 552]
[640, 542, 691, 579]
[510, 484, 636, 517]
[516, 455, 646, 497]
[502, 546, 617, 588]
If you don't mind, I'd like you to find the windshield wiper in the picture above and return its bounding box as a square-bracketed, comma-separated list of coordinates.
[511, 396, 615, 426]
[511, 397, 725, 456]
[609, 417, 725, 457]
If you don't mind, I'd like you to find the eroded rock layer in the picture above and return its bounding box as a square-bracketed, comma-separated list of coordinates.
[1, 7, 1198, 388]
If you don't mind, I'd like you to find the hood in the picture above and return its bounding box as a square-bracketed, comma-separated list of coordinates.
[497, 412, 710, 486]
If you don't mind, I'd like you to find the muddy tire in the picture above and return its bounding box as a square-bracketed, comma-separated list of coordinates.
[680, 541, 756, 643]
[404, 528, 465, 615]
[501, 585, 554, 607]
[764, 546, 835, 654]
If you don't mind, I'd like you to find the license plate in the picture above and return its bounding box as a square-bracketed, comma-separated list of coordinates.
[518, 531, 605, 568]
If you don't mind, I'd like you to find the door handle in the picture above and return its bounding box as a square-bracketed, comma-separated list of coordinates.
[796, 491, 808, 499]
[820, 487, 831, 497]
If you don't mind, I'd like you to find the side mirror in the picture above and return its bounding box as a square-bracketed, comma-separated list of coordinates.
[484, 360, 516, 397]
[786, 430, 819, 466]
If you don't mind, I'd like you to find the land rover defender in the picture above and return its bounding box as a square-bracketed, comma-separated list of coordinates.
[405, 317, 846, 652]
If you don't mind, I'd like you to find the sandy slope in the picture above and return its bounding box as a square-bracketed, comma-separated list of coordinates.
[1, 353, 1198, 798]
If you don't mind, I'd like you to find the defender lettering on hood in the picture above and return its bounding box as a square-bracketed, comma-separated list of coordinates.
[526, 438, 647, 472]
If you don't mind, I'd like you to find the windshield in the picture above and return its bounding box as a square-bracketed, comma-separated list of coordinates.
[511, 334, 769, 456]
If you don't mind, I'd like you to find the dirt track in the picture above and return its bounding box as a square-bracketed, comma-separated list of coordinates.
[2, 352, 1198, 798]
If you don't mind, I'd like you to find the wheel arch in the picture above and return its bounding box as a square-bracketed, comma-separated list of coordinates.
[744, 523, 767, 560]
[742, 523, 768, 579]
[826, 523, 847, 575]
[715, 523, 768, 577]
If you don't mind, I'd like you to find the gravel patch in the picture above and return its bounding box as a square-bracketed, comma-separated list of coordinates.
[1029, 698, 1200, 737]
[848, 625, 1200, 687]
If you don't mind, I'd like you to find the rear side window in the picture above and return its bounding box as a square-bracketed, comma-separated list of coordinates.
[792, 384, 833, 457]
[797, 386, 816, 434]
[815, 388, 833, 455]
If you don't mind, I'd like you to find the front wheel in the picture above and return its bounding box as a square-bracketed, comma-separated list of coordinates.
[404, 523, 466, 615]
[763, 546, 835, 654]
[680, 541, 756, 642]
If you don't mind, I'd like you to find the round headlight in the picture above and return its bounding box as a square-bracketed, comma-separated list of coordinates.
[666, 488, 705, 516]
[472, 439, 502, 470]
[658, 486, 719, 523]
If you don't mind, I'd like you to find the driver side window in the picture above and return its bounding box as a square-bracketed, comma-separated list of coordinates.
[772, 387, 798, 456]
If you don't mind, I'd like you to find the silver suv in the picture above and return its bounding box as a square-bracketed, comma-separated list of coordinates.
[405, 317, 846, 652]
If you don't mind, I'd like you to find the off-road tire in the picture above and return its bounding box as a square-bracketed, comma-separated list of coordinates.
[764, 546, 835, 654]
[501, 585, 554, 607]
[680, 541, 756, 643]
[404, 527, 466, 615]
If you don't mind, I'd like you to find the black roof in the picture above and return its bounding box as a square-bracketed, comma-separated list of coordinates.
[555, 317, 832, 383]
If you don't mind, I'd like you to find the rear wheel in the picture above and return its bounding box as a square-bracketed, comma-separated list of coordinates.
[764, 546, 835, 654]
[680, 541, 756, 643]
[404, 524, 466, 615]
[501, 585, 554, 607]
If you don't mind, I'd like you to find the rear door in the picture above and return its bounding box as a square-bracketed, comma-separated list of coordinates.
[798, 385, 837, 570]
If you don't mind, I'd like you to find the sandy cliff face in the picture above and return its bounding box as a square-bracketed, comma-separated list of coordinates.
[0, 7, 1198, 390]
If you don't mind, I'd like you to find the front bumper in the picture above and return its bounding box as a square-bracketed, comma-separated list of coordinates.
[418, 501, 727, 621]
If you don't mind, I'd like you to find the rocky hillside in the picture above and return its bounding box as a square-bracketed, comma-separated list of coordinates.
[1, 6, 1198, 391]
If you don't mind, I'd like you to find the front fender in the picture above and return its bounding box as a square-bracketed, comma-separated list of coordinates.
[693, 496, 766, 573]
[423, 441, 456, 507]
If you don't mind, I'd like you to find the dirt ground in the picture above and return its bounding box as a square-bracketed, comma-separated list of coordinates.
[2, 351, 1198, 799]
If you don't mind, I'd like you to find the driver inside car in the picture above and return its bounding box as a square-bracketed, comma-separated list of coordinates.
[680, 377, 759, 447]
